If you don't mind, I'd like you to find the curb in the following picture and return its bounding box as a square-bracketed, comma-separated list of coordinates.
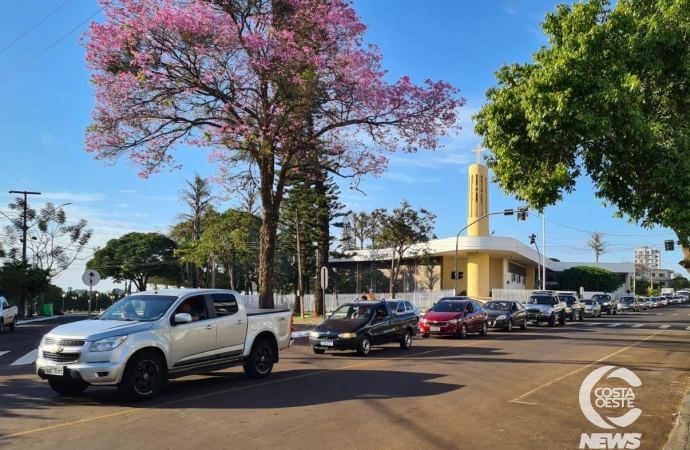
[665, 386, 690, 450]
[17, 314, 88, 325]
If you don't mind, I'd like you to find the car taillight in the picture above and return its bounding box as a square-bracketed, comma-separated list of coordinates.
[290, 316, 294, 333]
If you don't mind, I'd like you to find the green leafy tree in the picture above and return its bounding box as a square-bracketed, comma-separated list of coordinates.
[371, 200, 437, 298]
[634, 278, 650, 296]
[474, 0, 690, 271]
[558, 266, 623, 293]
[671, 276, 690, 290]
[0, 261, 50, 316]
[87, 233, 180, 292]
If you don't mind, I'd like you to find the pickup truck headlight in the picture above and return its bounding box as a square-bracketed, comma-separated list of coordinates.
[338, 332, 358, 339]
[89, 335, 128, 352]
[39, 334, 48, 347]
[496, 315, 507, 320]
[309, 331, 319, 339]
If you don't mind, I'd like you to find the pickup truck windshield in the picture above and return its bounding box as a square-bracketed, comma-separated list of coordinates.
[527, 296, 552, 305]
[330, 304, 373, 320]
[100, 295, 178, 322]
[560, 296, 576, 304]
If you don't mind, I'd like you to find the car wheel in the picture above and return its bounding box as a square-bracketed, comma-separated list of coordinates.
[570, 311, 576, 321]
[548, 313, 556, 327]
[118, 351, 165, 401]
[579, 310, 585, 321]
[0, 319, 4, 334]
[399, 329, 413, 349]
[9, 317, 16, 331]
[243, 338, 275, 379]
[459, 324, 468, 339]
[48, 377, 89, 397]
[421, 334, 429, 338]
[613, 308, 618, 315]
[607, 309, 612, 315]
[479, 322, 488, 336]
[559, 312, 566, 325]
[598, 311, 602, 318]
[357, 335, 372, 356]
[505, 320, 513, 332]
[520, 319, 528, 330]
[312, 347, 326, 354]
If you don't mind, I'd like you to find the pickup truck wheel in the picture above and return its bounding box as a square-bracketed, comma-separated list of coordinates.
[547, 313, 556, 327]
[505, 320, 513, 332]
[357, 335, 372, 356]
[399, 329, 413, 349]
[9, 317, 17, 331]
[118, 351, 164, 402]
[244, 339, 274, 379]
[312, 347, 326, 355]
[520, 319, 528, 330]
[48, 377, 89, 397]
[579, 310, 585, 321]
[0, 319, 3, 334]
[570, 311, 576, 321]
[479, 322, 488, 336]
[558, 312, 566, 325]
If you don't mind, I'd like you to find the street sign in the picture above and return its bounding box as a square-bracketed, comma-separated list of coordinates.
[82, 270, 101, 287]
[320, 266, 328, 291]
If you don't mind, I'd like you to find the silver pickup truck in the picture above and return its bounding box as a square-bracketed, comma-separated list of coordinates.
[0, 296, 18, 334]
[36, 289, 293, 401]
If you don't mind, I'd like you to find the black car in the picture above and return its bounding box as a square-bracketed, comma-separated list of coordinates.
[592, 294, 618, 315]
[483, 300, 528, 331]
[308, 301, 418, 356]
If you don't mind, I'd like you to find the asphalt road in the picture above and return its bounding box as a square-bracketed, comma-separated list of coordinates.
[1, 307, 690, 450]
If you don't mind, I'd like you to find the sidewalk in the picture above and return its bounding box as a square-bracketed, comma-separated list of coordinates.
[665, 387, 690, 450]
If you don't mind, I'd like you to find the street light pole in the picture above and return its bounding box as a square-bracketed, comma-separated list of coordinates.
[529, 234, 542, 290]
[454, 209, 518, 293]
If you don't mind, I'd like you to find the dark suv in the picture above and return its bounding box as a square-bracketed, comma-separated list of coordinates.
[592, 294, 618, 315]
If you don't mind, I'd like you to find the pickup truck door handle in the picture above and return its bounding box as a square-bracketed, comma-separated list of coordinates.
[237, 320, 244, 324]
[205, 325, 213, 330]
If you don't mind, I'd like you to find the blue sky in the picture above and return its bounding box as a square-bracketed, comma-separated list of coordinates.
[0, 0, 682, 293]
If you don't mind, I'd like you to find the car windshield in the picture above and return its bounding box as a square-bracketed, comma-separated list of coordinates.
[592, 295, 608, 301]
[527, 296, 552, 305]
[583, 300, 594, 305]
[99, 295, 178, 322]
[329, 304, 373, 320]
[560, 295, 576, 304]
[484, 301, 510, 311]
[430, 301, 466, 313]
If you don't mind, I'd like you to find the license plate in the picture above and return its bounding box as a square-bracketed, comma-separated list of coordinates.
[430, 326, 441, 332]
[44, 366, 64, 376]
[320, 340, 333, 347]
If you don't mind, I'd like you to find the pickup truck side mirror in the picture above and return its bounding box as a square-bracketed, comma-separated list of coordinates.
[174, 313, 193, 324]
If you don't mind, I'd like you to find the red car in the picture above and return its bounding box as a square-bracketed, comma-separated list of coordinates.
[419, 297, 489, 338]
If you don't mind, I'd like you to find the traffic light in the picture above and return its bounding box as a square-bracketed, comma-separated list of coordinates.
[665, 240, 675, 251]
[529, 234, 536, 245]
[450, 271, 464, 280]
[451, 271, 455, 279]
[517, 206, 529, 222]
[457, 271, 464, 280]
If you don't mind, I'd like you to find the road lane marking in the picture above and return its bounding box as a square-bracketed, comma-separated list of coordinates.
[10, 349, 37, 366]
[0, 351, 8, 357]
[631, 324, 645, 328]
[608, 323, 623, 328]
[510, 331, 662, 404]
[659, 325, 671, 329]
[2, 338, 498, 439]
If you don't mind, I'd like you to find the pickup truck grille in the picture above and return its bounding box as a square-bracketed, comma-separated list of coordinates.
[426, 321, 448, 326]
[43, 352, 80, 364]
[44, 338, 86, 347]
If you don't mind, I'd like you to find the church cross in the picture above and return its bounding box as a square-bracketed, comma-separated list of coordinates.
[471, 144, 486, 164]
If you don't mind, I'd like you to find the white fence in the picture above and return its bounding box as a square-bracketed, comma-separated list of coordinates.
[242, 289, 455, 313]
[491, 288, 533, 304]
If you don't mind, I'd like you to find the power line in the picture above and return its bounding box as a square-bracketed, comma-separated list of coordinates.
[0, 6, 104, 84]
[0, 0, 72, 55]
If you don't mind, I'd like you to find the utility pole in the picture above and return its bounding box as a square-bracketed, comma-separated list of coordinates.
[9, 190, 41, 317]
[295, 212, 304, 319]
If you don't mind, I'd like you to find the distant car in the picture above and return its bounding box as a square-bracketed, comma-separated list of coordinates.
[483, 300, 528, 331]
[418, 297, 489, 339]
[592, 294, 618, 315]
[650, 296, 662, 308]
[661, 298, 669, 306]
[618, 296, 641, 312]
[671, 296, 682, 305]
[384, 299, 420, 324]
[642, 298, 654, 309]
[583, 299, 602, 318]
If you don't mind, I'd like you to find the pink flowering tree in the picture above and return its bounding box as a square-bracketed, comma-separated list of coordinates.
[84, 0, 464, 308]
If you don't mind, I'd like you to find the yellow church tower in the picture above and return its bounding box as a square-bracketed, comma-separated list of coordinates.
[466, 144, 490, 298]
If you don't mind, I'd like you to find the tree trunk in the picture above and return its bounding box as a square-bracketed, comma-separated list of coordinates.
[314, 176, 329, 317]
